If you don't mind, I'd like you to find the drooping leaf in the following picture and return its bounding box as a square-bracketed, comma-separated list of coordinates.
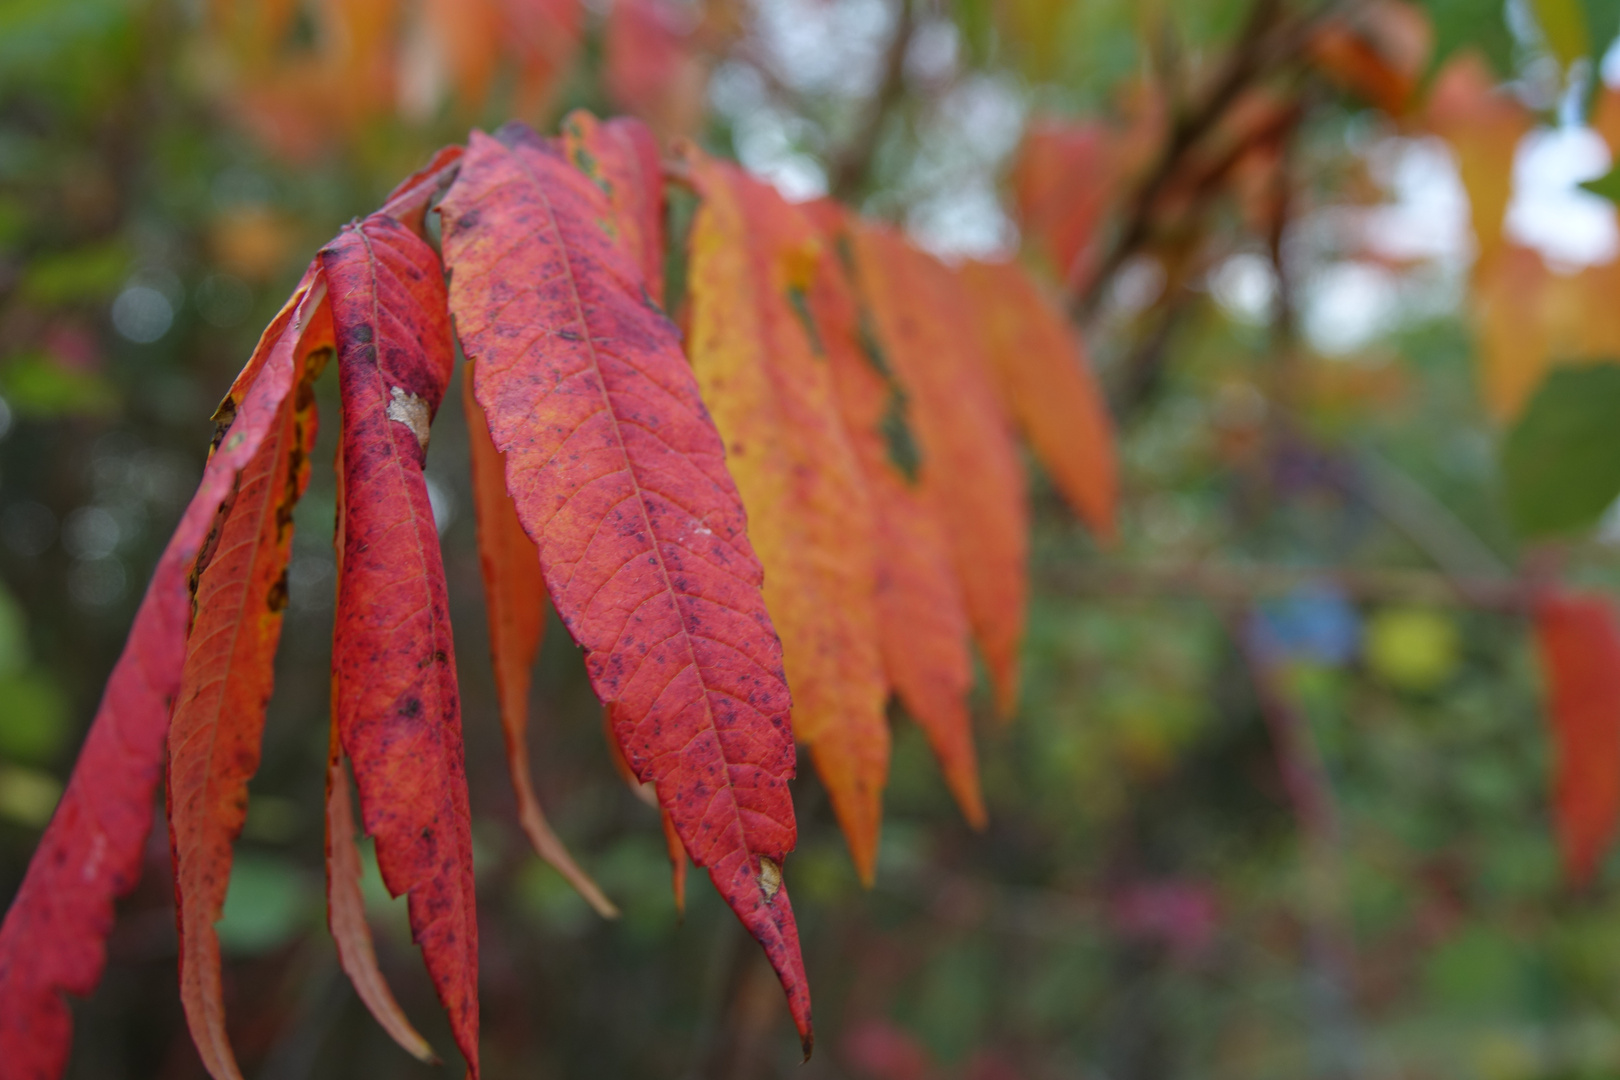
[684, 151, 890, 882]
[325, 723, 437, 1065]
[808, 205, 984, 828]
[1534, 593, 1620, 886]
[378, 144, 466, 237]
[561, 110, 667, 305]
[440, 126, 811, 1054]
[1011, 120, 1117, 285]
[1500, 361, 1620, 537]
[850, 223, 1030, 718]
[320, 214, 481, 1077]
[0, 270, 325, 1080]
[660, 807, 688, 917]
[167, 284, 329, 1080]
[960, 258, 1117, 539]
[1425, 52, 1531, 271]
[463, 361, 617, 918]
[603, 0, 707, 137]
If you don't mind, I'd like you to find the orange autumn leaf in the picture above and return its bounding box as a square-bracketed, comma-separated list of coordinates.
[463, 361, 617, 918]
[1535, 593, 1620, 886]
[959, 259, 1117, 539]
[167, 281, 328, 1080]
[684, 151, 890, 883]
[1011, 120, 1117, 284]
[605, 0, 708, 137]
[1425, 51, 1531, 270]
[851, 224, 1030, 718]
[808, 205, 984, 828]
[325, 725, 437, 1065]
[322, 215, 481, 1075]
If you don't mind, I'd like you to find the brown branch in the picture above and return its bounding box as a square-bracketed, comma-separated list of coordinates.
[829, 0, 915, 200]
[1046, 558, 1534, 613]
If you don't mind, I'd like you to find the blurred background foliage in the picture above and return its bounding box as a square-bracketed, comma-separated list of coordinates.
[11, 0, 1620, 1077]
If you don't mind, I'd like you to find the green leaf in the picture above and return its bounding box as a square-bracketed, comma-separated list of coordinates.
[1500, 361, 1620, 536]
[1531, 0, 1590, 73]
[1581, 164, 1620, 203]
[17, 241, 129, 305]
[1, 353, 117, 418]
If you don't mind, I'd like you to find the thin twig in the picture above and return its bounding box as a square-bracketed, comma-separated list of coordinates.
[1046, 558, 1534, 612]
[829, 0, 915, 200]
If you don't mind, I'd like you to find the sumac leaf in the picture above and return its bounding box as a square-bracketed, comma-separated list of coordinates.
[0, 271, 325, 1080]
[463, 362, 617, 918]
[440, 127, 811, 1054]
[562, 110, 666, 305]
[168, 284, 329, 1080]
[325, 723, 437, 1064]
[809, 206, 984, 828]
[685, 152, 889, 881]
[320, 215, 481, 1075]
[960, 258, 1116, 539]
[850, 223, 1029, 718]
[1535, 592, 1620, 886]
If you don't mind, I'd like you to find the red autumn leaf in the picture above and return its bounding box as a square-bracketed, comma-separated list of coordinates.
[1535, 592, 1620, 886]
[0, 271, 325, 1080]
[325, 725, 437, 1064]
[168, 285, 329, 1080]
[463, 361, 617, 918]
[604, 0, 707, 136]
[959, 258, 1117, 539]
[843, 1018, 939, 1080]
[1012, 119, 1117, 285]
[803, 201, 982, 828]
[503, 0, 585, 117]
[684, 151, 890, 882]
[320, 214, 481, 1075]
[850, 223, 1030, 718]
[562, 110, 667, 306]
[439, 126, 811, 1054]
[379, 144, 467, 238]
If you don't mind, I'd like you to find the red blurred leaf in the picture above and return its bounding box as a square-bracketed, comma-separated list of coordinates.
[604, 0, 707, 137]
[1535, 592, 1620, 886]
[320, 215, 481, 1075]
[960, 259, 1116, 539]
[440, 126, 812, 1054]
[684, 152, 890, 882]
[842, 1019, 938, 1080]
[808, 204, 983, 828]
[1307, 0, 1431, 116]
[463, 361, 617, 918]
[0, 270, 325, 1080]
[851, 224, 1029, 718]
[1012, 120, 1116, 284]
[562, 110, 667, 306]
[168, 284, 329, 1080]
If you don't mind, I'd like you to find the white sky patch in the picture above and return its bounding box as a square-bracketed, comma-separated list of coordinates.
[1360, 136, 1473, 265]
[731, 105, 829, 200]
[1302, 262, 1401, 355]
[1504, 124, 1617, 269]
[1210, 253, 1277, 324]
[753, 0, 892, 98]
